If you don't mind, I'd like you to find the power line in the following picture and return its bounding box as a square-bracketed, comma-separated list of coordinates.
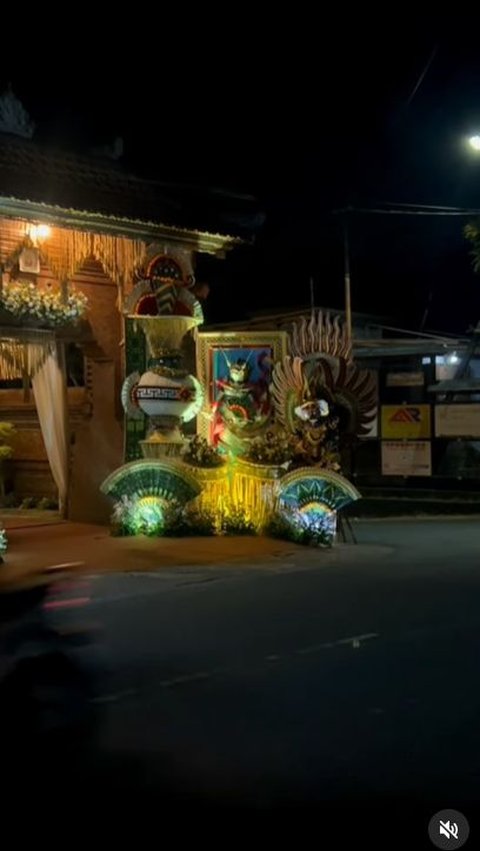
[381, 201, 478, 211]
[335, 204, 480, 217]
[404, 44, 439, 109]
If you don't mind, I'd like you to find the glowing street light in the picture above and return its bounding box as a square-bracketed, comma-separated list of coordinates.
[468, 135, 480, 151]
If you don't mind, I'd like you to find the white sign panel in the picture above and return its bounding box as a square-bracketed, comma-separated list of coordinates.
[435, 404, 480, 438]
[381, 441, 432, 476]
[18, 246, 40, 274]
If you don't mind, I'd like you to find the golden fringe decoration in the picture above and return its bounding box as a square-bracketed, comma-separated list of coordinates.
[229, 473, 277, 531]
[0, 333, 55, 379]
[187, 457, 283, 532]
[192, 478, 228, 529]
[41, 231, 146, 307]
[187, 463, 228, 527]
[133, 316, 201, 357]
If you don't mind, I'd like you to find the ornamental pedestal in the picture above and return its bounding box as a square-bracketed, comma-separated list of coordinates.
[122, 315, 203, 459]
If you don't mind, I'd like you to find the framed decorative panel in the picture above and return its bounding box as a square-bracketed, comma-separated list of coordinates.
[196, 331, 288, 447]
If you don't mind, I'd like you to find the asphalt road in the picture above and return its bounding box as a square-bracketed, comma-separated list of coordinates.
[11, 519, 480, 844]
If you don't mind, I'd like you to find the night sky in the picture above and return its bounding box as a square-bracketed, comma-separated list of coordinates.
[4, 21, 480, 332]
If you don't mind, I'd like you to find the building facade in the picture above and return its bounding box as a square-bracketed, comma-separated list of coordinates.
[0, 92, 256, 522]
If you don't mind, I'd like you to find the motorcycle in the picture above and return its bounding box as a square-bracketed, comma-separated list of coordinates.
[0, 565, 102, 757]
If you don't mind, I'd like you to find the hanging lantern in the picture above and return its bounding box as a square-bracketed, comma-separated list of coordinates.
[18, 245, 40, 274]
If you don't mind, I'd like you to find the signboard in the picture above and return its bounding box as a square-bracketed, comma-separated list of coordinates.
[18, 246, 40, 274]
[386, 371, 424, 387]
[435, 404, 480, 438]
[136, 386, 193, 402]
[381, 405, 431, 439]
[381, 441, 432, 476]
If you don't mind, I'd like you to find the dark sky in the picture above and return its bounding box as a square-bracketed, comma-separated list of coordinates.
[4, 19, 480, 332]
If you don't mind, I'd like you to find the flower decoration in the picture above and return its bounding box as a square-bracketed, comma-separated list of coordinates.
[246, 429, 295, 466]
[0, 282, 88, 326]
[183, 435, 223, 468]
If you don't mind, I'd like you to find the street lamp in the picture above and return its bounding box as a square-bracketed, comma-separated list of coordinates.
[468, 135, 480, 151]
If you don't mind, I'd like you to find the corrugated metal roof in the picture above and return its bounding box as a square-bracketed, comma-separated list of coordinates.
[0, 134, 263, 239]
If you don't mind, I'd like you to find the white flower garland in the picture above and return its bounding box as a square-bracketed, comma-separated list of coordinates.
[0, 282, 88, 326]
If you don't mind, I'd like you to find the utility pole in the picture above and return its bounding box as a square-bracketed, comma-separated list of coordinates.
[343, 213, 352, 345]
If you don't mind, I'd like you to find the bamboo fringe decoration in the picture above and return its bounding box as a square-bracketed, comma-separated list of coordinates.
[230, 473, 277, 531]
[0, 228, 146, 303]
[192, 477, 228, 529]
[191, 470, 277, 532]
[40, 231, 146, 304]
[0, 337, 55, 379]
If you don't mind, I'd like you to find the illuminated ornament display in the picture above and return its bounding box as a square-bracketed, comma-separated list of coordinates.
[102, 300, 376, 545]
[211, 348, 273, 454]
[121, 253, 204, 458]
[277, 468, 360, 546]
[271, 311, 377, 468]
[181, 436, 227, 526]
[121, 318, 204, 458]
[229, 457, 283, 531]
[112, 495, 167, 536]
[101, 458, 201, 535]
[101, 457, 201, 503]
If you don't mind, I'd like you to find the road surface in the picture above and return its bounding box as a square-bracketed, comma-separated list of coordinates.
[9, 519, 480, 844]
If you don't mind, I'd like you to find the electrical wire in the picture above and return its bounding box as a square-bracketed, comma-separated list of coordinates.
[404, 44, 439, 109]
[334, 205, 480, 217]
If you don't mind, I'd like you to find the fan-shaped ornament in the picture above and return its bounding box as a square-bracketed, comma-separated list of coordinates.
[101, 458, 201, 505]
[121, 371, 142, 419]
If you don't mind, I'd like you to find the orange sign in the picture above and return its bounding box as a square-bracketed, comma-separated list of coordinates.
[381, 405, 431, 439]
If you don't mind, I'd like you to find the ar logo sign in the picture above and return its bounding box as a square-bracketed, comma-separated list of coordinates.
[389, 407, 421, 424]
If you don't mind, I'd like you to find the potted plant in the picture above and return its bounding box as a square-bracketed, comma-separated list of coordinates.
[0, 282, 87, 328]
[237, 429, 294, 480]
[181, 435, 226, 482]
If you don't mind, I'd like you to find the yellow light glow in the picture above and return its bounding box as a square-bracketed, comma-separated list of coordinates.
[36, 224, 51, 240]
[469, 135, 480, 151]
[28, 224, 51, 243]
[190, 462, 277, 533]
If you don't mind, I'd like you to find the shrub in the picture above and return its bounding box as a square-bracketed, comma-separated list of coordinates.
[20, 496, 36, 509]
[37, 496, 59, 510]
[265, 513, 333, 548]
[163, 506, 217, 537]
[1, 492, 22, 508]
[220, 508, 256, 536]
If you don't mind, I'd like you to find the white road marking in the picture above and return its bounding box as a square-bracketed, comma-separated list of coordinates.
[155, 633, 380, 690]
[296, 632, 379, 655]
